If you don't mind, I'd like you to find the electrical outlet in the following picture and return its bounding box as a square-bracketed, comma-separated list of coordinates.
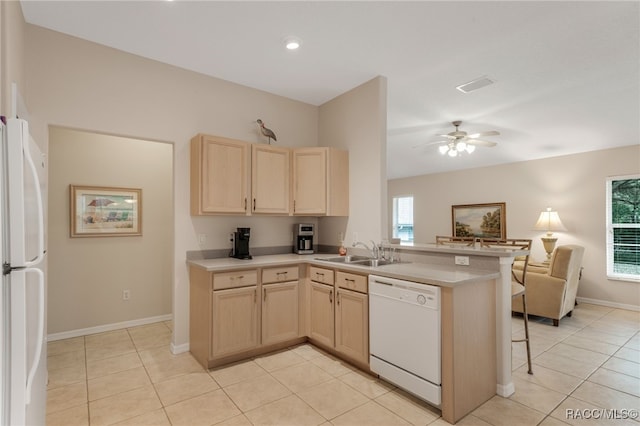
[198, 233, 206, 244]
[122, 290, 130, 300]
[454, 256, 470, 266]
[352, 232, 358, 243]
[338, 232, 344, 243]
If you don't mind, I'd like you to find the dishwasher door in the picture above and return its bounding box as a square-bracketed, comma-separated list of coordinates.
[369, 275, 441, 385]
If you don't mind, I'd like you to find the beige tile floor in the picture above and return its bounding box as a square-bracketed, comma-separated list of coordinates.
[46, 303, 640, 426]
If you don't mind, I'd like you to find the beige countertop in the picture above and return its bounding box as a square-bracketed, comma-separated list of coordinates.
[187, 253, 500, 288]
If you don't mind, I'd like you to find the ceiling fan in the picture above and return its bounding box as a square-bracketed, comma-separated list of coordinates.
[422, 121, 500, 157]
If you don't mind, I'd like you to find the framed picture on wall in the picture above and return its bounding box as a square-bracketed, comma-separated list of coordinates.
[70, 185, 142, 237]
[452, 202, 506, 239]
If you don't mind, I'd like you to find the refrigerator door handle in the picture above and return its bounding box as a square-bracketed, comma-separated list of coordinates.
[22, 134, 45, 268]
[23, 267, 44, 405]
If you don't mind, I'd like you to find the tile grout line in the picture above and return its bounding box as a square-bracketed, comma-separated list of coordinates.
[126, 326, 173, 425]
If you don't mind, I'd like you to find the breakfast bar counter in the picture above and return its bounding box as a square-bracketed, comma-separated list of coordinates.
[188, 253, 499, 288]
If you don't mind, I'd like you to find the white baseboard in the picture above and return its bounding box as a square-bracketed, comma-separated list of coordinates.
[47, 314, 173, 342]
[496, 382, 515, 398]
[576, 297, 640, 312]
[171, 342, 190, 355]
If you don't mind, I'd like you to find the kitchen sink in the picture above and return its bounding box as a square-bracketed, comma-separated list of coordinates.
[354, 258, 395, 267]
[314, 256, 401, 267]
[314, 255, 371, 263]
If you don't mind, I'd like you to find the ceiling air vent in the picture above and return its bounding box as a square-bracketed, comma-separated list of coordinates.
[456, 76, 494, 94]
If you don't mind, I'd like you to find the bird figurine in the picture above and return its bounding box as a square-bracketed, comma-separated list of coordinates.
[256, 119, 277, 144]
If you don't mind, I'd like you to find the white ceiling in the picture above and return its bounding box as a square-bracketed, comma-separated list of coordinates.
[20, 1, 640, 179]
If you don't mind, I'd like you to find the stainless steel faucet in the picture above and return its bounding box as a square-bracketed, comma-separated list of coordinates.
[352, 240, 379, 259]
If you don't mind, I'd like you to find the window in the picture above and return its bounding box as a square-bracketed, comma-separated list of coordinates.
[392, 196, 414, 242]
[606, 175, 640, 281]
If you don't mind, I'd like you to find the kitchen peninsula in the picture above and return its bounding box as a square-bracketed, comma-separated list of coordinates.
[188, 244, 525, 424]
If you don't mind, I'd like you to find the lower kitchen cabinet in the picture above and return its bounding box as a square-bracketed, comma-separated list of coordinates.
[335, 287, 369, 365]
[308, 268, 369, 368]
[189, 265, 303, 369]
[262, 281, 299, 345]
[335, 270, 369, 366]
[211, 285, 259, 358]
[309, 280, 335, 347]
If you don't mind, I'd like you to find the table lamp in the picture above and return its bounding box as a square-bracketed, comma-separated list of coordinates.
[534, 207, 567, 262]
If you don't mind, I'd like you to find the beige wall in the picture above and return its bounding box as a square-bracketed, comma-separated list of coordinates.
[24, 25, 321, 348]
[48, 127, 173, 334]
[0, 1, 25, 116]
[318, 76, 388, 248]
[388, 145, 640, 309]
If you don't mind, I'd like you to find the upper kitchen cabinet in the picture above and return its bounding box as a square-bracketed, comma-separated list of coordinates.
[292, 147, 349, 216]
[191, 134, 249, 215]
[251, 144, 290, 214]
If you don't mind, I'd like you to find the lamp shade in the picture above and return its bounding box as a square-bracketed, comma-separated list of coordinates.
[533, 208, 567, 233]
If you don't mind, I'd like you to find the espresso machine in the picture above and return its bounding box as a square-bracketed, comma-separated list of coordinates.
[294, 223, 315, 254]
[231, 227, 252, 259]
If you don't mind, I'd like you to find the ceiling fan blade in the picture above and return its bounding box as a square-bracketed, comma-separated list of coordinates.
[466, 139, 497, 147]
[412, 140, 448, 148]
[436, 133, 456, 139]
[467, 130, 500, 139]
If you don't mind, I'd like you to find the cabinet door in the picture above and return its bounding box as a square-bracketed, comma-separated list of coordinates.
[309, 281, 334, 347]
[252, 145, 290, 214]
[292, 148, 327, 215]
[211, 286, 258, 358]
[335, 288, 369, 365]
[262, 281, 299, 346]
[191, 135, 248, 214]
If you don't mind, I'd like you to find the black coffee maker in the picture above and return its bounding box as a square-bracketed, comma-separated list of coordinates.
[231, 227, 252, 259]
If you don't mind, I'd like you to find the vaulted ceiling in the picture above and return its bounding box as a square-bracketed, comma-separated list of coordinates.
[20, 1, 639, 179]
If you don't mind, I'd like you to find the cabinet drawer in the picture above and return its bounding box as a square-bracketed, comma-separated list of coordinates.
[309, 266, 334, 285]
[262, 266, 299, 284]
[213, 270, 258, 290]
[336, 271, 367, 293]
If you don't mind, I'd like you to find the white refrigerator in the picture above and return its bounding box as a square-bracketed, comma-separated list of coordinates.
[1, 118, 47, 425]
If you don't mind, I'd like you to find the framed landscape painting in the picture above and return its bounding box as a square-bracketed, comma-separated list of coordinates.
[452, 202, 506, 239]
[70, 185, 142, 237]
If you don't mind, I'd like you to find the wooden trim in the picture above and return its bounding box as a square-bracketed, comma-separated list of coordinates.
[188, 265, 213, 368]
[441, 279, 497, 424]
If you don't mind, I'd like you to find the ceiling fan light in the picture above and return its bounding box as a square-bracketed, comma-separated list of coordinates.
[466, 145, 476, 153]
[439, 145, 449, 155]
[456, 141, 467, 151]
[448, 149, 458, 157]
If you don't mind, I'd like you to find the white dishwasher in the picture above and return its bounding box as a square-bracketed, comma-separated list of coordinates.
[369, 274, 441, 406]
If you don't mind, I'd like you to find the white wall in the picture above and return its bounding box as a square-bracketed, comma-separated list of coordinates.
[48, 127, 173, 334]
[388, 145, 640, 309]
[24, 25, 319, 347]
[318, 77, 388, 249]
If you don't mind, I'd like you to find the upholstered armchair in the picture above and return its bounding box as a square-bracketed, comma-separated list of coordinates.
[512, 245, 585, 326]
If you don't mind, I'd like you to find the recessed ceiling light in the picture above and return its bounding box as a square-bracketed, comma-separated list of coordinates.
[285, 37, 302, 50]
